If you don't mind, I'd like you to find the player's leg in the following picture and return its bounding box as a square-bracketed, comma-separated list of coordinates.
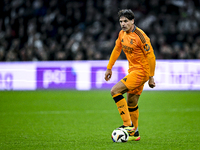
[127, 93, 139, 131]
[111, 81, 132, 127]
[111, 70, 148, 134]
[122, 71, 148, 141]
[127, 93, 140, 141]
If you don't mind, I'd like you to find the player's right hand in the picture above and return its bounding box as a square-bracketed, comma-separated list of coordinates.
[105, 69, 112, 81]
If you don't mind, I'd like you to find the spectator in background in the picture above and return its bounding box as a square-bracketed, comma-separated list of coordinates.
[0, 0, 200, 61]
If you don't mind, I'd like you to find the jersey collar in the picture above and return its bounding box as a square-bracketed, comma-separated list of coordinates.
[132, 25, 136, 33]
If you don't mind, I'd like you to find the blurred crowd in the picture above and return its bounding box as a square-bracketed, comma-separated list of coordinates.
[0, 0, 200, 61]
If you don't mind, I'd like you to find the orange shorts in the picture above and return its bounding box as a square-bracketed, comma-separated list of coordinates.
[121, 70, 149, 95]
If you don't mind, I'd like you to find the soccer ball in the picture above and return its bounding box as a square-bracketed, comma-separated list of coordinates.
[111, 128, 129, 142]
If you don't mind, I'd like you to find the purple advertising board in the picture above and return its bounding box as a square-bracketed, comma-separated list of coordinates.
[36, 67, 76, 89]
[0, 60, 200, 91]
[91, 66, 127, 89]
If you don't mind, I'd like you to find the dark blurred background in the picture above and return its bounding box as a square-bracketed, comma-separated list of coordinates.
[0, 0, 200, 61]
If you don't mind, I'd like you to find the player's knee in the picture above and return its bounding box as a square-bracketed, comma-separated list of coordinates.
[110, 89, 115, 96]
[127, 95, 139, 106]
[110, 87, 117, 96]
[127, 100, 137, 107]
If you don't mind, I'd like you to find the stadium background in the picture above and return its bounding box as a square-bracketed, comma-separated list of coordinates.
[0, 0, 200, 150]
[0, 0, 200, 61]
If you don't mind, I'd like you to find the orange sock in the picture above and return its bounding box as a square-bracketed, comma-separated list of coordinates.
[128, 104, 139, 132]
[113, 93, 132, 126]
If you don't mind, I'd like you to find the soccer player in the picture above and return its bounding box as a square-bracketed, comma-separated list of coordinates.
[105, 9, 156, 141]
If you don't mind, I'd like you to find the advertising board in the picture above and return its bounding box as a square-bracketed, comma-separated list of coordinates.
[0, 60, 199, 90]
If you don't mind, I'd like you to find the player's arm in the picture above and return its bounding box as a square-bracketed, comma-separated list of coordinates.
[147, 46, 156, 88]
[105, 45, 122, 81]
[141, 38, 156, 88]
[105, 34, 122, 81]
[107, 45, 122, 70]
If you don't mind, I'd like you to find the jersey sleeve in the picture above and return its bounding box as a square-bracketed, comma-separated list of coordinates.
[107, 32, 122, 70]
[139, 34, 156, 77]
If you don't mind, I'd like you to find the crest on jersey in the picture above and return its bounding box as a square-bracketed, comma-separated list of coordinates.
[144, 44, 150, 51]
[130, 39, 133, 44]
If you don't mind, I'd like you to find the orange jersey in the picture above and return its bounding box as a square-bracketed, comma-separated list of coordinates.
[107, 26, 156, 76]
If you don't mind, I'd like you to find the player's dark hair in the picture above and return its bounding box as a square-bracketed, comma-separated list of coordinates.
[118, 9, 135, 20]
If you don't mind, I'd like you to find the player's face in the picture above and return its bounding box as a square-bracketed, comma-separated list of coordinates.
[119, 16, 134, 33]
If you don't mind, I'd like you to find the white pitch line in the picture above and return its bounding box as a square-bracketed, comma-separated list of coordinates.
[0, 108, 199, 116]
[0, 110, 117, 115]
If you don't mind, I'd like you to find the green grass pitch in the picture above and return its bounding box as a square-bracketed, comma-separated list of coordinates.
[0, 90, 200, 150]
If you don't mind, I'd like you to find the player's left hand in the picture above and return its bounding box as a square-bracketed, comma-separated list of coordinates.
[148, 76, 155, 88]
